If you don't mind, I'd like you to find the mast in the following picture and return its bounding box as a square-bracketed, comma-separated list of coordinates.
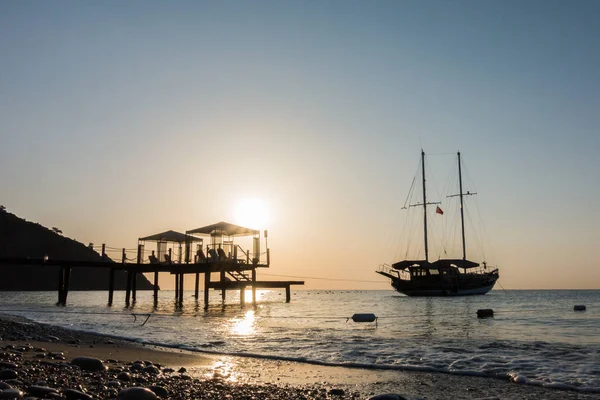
[447, 151, 476, 261]
[457, 152, 466, 260]
[421, 150, 429, 262]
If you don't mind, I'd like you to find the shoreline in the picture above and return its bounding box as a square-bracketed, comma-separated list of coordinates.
[1, 313, 596, 400]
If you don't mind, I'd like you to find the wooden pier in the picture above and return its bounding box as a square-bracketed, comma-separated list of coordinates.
[0, 221, 304, 308]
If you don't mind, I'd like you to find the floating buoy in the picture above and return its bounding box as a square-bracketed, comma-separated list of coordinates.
[350, 313, 377, 323]
[574, 305, 586, 311]
[477, 309, 494, 318]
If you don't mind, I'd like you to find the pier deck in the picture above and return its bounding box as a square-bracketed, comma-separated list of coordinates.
[0, 256, 304, 308]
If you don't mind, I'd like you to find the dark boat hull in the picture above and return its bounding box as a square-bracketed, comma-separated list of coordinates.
[377, 270, 499, 297]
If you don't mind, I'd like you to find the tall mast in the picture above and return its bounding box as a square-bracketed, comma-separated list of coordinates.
[421, 150, 429, 262]
[447, 151, 476, 261]
[457, 152, 466, 260]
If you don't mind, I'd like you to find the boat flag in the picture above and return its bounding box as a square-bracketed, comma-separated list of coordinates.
[436, 206, 444, 215]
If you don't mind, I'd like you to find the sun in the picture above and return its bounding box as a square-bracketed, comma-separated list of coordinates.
[233, 198, 269, 229]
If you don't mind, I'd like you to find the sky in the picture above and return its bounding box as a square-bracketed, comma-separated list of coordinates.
[1, 1, 599, 290]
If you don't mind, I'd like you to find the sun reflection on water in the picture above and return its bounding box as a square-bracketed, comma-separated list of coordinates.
[204, 357, 243, 383]
[231, 309, 256, 336]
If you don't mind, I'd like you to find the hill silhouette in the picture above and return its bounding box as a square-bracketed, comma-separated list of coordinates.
[0, 207, 154, 290]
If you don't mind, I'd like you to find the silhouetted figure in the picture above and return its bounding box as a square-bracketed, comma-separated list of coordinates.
[208, 248, 219, 262]
[149, 251, 158, 264]
[195, 249, 207, 263]
[217, 247, 228, 261]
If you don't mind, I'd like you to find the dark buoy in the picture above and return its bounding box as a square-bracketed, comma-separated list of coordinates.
[477, 309, 494, 318]
[574, 305, 586, 311]
[351, 313, 377, 323]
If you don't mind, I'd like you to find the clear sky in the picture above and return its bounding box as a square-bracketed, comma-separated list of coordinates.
[1, 1, 599, 290]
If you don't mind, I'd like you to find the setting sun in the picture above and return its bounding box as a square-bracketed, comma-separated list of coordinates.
[233, 198, 269, 229]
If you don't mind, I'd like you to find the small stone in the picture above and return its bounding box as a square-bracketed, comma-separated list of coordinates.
[142, 365, 159, 375]
[27, 386, 58, 397]
[177, 367, 186, 373]
[71, 356, 106, 371]
[130, 363, 144, 371]
[0, 362, 18, 369]
[107, 381, 121, 388]
[328, 388, 345, 396]
[117, 387, 157, 400]
[0, 382, 12, 390]
[64, 389, 93, 400]
[0, 388, 24, 399]
[147, 386, 168, 398]
[368, 395, 416, 400]
[0, 369, 18, 379]
[117, 372, 132, 382]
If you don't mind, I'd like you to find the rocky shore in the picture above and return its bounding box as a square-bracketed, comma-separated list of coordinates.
[1, 313, 596, 400]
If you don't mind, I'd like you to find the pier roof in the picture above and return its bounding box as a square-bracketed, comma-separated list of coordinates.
[139, 230, 200, 243]
[187, 221, 258, 237]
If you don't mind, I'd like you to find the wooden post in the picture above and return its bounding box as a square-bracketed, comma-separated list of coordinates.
[57, 266, 65, 305]
[204, 272, 210, 309]
[240, 286, 245, 306]
[124, 249, 131, 307]
[133, 244, 142, 303]
[108, 268, 115, 306]
[153, 271, 159, 307]
[194, 273, 200, 299]
[178, 273, 184, 305]
[101, 244, 106, 259]
[125, 271, 132, 307]
[174, 273, 179, 301]
[252, 268, 257, 306]
[220, 271, 226, 302]
[285, 285, 291, 303]
[62, 267, 71, 305]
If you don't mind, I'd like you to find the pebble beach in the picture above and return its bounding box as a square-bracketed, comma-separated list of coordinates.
[1, 313, 598, 400]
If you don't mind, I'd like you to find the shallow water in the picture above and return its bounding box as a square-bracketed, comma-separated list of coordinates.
[1, 289, 599, 393]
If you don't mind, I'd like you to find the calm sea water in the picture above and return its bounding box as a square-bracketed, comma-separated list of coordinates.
[1, 290, 599, 393]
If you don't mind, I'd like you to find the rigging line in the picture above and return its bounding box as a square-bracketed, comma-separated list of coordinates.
[259, 273, 388, 284]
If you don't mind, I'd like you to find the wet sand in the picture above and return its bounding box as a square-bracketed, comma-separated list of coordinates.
[0, 313, 595, 400]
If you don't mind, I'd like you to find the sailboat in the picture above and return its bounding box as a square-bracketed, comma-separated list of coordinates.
[376, 151, 499, 296]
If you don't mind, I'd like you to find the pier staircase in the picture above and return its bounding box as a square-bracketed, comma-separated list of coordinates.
[226, 270, 251, 282]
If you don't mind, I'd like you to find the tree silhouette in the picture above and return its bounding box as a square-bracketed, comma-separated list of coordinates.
[52, 227, 63, 235]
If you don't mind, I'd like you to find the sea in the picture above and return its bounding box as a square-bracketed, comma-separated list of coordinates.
[1, 289, 599, 394]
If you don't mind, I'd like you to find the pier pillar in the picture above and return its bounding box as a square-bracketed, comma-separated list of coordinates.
[240, 286, 245, 307]
[57, 266, 65, 305]
[220, 271, 226, 302]
[285, 285, 291, 303]
[132, 273, 137, 302]
[204, 272, 210, 309]
[63, 267, 71, 305]
[174, 273, 179, 301]
[153, 271, 159, 307]
[178, 273, 184, 305]
[108, 268, 115, 306]
[125, 270, 132, 307]
[133, 244, 142, 303]
[252, 268, 257, 306]
[194, 273, 200, 299]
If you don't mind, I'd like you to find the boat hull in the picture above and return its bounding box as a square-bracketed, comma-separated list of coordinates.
[377, 270, 499, 297]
